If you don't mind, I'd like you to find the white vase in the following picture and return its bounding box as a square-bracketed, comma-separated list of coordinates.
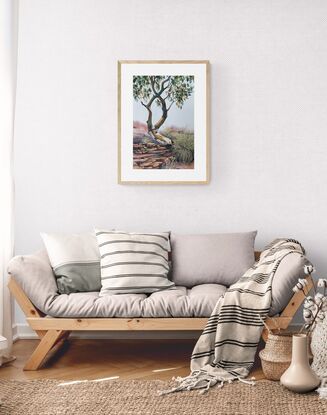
[280, 334, 320, 393]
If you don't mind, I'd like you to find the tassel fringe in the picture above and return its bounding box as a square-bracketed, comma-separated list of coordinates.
[158, 373, 256, 395]
[317, 384, 327, 399]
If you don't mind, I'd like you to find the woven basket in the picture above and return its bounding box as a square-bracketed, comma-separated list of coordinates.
[259, 332, 293, 381]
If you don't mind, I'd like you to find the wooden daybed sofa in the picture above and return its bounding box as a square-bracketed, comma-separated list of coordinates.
[7, 251, 312, 371]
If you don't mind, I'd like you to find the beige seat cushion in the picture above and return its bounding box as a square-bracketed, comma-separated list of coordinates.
[7, 251, 225, 318]
[7, 249, 304, 318]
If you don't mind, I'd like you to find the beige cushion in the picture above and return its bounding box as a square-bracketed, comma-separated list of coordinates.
[8, 250, 59, 311]
[41, 232, 101, 294]
[7, 249, 302, 318]
[32, 285, 226, 318]
[170, 231, 257, 287]
[7, 251, 224, 317]
[269, 252, 306, 316]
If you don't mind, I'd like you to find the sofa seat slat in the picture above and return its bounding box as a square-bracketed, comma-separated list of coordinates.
[26, 317, 209, 331]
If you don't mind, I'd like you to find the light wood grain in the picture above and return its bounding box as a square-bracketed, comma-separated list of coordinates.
[27, 317, 209, 331]
[8, 277, 43, 318]
[7, 277, 46, 338]
[280, 275, 314, 319]
[24, 330, 67, 371]
[0, 338, 266, 381]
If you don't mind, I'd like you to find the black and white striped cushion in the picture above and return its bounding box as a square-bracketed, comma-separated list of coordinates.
[95, 230, 175, 295]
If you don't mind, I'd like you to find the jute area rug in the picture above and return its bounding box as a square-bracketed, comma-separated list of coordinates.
[0, 379, 326, 415]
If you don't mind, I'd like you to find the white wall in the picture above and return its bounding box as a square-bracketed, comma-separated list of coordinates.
[14, 0, 327, 327]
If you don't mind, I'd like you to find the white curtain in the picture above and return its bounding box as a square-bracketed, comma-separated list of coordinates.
[0, 0, 18, 364]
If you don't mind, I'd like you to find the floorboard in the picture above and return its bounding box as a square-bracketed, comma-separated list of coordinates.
[0, 339, 265, 381]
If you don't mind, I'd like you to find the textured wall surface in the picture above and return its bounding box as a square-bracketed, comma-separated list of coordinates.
[14, 0, 327, 325]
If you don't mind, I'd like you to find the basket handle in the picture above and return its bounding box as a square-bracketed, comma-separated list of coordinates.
[258, 315, 281, 334]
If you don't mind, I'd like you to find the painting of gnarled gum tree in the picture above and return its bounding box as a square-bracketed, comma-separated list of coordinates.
[133, 75, 195, 170]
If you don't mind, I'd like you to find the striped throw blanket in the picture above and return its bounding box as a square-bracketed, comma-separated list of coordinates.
[162, 238, 306, 394]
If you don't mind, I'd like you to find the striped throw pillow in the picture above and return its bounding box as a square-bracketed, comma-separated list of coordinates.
[95, 229, 175, 295]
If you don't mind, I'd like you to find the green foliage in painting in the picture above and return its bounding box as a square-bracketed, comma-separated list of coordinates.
[162, 127, 194, 164]
[133, 76, 194, 109]
[133, 75, 194, 145]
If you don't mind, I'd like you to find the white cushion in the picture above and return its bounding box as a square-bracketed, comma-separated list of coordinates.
[41, 232, 101, 294]
[95, 230, 175, 295]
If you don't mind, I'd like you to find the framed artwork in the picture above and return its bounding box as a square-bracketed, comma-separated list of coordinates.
[118, 60, 209, 184]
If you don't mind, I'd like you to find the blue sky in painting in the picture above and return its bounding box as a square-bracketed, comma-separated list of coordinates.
[133, 93, 194, 131]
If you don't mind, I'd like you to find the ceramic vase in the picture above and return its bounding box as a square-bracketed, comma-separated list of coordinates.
[280, 334, 320, 393]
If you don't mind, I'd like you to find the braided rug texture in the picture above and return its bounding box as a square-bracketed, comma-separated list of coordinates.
[0, 379, 326, 415]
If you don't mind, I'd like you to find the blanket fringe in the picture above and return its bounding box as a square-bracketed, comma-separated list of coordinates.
[238, 376, 256, 386]
[158, 372, 256, 395]
[317, 384, 327, 399]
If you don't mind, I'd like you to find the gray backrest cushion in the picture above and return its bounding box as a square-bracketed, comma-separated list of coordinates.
[269, 252, 306, 316]
[170, 231, 257, 287]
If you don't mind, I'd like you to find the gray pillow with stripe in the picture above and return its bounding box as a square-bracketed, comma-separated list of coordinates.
[41, 232, 101, 294]
[95, 229, 175, 295]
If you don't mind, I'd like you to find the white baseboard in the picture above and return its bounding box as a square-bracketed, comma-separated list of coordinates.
[13, 323, 201, 340]
[12, 324, 19, 342]
[14, 324, 38, 340]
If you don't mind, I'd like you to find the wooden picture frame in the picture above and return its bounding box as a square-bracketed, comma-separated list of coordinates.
[118, 60, 210, 184]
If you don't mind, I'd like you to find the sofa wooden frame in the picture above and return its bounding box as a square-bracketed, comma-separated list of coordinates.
[7, 251, 314, 371]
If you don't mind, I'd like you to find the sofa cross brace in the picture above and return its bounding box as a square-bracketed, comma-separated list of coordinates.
[7, 275, 313, 371]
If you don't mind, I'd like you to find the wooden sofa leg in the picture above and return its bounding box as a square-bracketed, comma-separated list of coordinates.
[24, 329, 68, 371]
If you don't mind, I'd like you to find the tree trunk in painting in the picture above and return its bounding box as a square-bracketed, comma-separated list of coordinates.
[134, 75, 194, 146]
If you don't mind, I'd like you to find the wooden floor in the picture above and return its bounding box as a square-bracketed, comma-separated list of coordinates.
[0, 339, 265, 381]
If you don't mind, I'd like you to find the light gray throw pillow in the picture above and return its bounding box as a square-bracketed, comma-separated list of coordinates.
[170, 231, 257, 287]
[41, 232, 101, 294]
